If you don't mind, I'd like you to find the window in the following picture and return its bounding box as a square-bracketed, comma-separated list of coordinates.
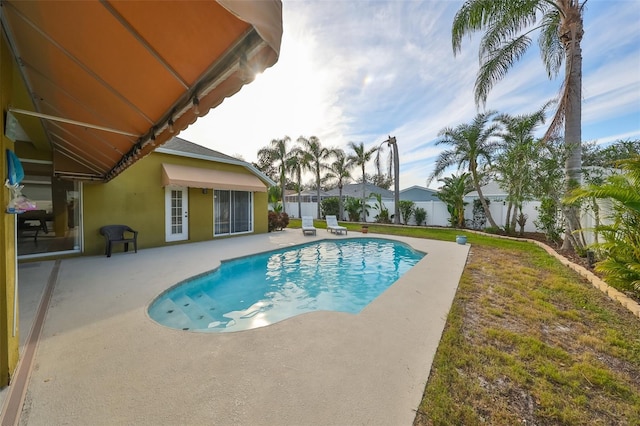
[214, 190, 253, 236]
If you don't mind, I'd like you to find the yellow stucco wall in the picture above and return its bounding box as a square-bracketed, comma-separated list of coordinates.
[82, 151, 269, 256]
[0, 34, 20, 386]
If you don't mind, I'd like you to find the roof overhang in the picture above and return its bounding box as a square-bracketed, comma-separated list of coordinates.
[161, 163, 267, 192]
[1, 0, 282, 182]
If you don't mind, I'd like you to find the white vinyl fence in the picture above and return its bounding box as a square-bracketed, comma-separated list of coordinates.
[282, 199, 542, 232]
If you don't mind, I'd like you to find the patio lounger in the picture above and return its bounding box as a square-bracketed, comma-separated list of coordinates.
[325, 215, 347, 235]
[99, 225, 138, 257]
[301, 216, 317, 236]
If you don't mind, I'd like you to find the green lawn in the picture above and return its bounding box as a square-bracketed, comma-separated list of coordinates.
[288, 219, 640, 424]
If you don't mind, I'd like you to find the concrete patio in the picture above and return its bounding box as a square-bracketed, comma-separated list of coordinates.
[2, 230, 469, 425]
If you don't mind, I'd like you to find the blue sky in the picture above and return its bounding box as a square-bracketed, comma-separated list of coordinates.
[180, 0, 640, 190]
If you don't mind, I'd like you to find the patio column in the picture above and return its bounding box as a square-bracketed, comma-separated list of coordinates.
[0, 33, 20, 386]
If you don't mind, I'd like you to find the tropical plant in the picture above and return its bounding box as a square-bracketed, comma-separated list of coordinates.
[267, 186, 282, 213]
[566, 157, 640, 296]
[414, 207, 427, 226]
[452, 0, 587, 249]
[344, 196, 370, 222]
[297, 136, 332, 219]
[494, 104, 548, 234]
[429, 111, 500, 228]
[258, 136, 291, 214]
[534, 197, 564, 245]
[398, 200, 415, 225]
[437, 173, 473, 228]
[320, 197, 340, 219]
[327, 148, 353, 221]
[348, 141, 378, 222]
[370, 192, 391, 223]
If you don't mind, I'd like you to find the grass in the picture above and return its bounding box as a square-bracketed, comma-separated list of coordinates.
[288, 219, 640, 424]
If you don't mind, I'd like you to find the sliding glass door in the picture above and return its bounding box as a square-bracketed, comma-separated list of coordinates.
[214, 190, 252, 236]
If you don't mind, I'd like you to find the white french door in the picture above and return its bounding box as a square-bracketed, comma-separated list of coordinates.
[165, 187, 188, 242]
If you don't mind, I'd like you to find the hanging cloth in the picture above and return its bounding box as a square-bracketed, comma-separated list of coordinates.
[5, 149, 35, 213]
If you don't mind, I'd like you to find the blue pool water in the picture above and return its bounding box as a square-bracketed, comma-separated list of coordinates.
[148, 238, 425, 332]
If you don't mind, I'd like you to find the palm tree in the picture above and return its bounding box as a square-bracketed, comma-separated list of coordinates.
[437, 173, 473, 228]
[494, 104, 548, 233]
[452, 0, 587, 247]
[297, 136, 332, 219]
[257, 136, 291, 214]
[327, 148, 353, 221]
[348, 141, 378, 222]
[287, 147, 305, 219]
[428, 111, 500, 229]
[566, 157, 640, 294]
[375, 136, 401, 224]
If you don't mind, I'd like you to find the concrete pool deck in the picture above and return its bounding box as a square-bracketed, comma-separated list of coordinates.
[4, 230, 470, 425]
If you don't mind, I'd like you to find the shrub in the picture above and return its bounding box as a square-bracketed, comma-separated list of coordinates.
[268, 211, 289, 232]
[398, 200, 416, 225]
[320, 197, 340, 219]
[414, 207, 427, 226]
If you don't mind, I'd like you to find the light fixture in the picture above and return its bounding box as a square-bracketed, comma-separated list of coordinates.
[168, 118, 175, 134]
[192, 97, 200, 115]
[202, 188, 208, 194]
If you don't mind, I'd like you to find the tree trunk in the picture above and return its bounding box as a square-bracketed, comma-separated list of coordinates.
[362, 166, 366, 222]
[560, 10, 584, 251]
[338, 185, 343, 221]
[390, 138, 400, 224]
[316, 170, 321, 219]
[471, 169, 498, 229]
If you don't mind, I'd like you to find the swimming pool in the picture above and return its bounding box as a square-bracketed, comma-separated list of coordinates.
[148, 238, 425, 332]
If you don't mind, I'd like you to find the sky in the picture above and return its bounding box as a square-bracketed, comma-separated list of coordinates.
[180, 0, 640, 190]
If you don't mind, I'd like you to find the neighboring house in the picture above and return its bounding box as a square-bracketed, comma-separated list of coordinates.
[325, 183, 394, 201]
[284, 189, 330, 203]
[464, 181, 506, 201]
[400, 185, 440, 202]
[82, 137, 274, 256]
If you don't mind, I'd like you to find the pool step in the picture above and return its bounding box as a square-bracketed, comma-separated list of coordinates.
[171, 293, 219, 329]
[150, 298, 192, 330]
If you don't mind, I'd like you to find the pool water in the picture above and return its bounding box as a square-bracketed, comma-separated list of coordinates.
[148, 238, 425, 332]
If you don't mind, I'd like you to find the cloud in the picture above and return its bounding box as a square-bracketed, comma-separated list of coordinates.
[180, 0, 640, 189]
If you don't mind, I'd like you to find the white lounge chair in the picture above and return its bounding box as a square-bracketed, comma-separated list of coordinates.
[325, 215, 347, 235]
[301, 216, 316, 236]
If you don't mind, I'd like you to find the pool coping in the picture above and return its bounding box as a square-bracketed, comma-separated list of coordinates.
[10, 230, 470, 425]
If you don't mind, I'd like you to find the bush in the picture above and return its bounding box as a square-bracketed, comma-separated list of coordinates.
[414, 207, 427, 226]
[320, 197, 340, 219]
[398, 200, 415, 225]
[268, 211, 289, 232]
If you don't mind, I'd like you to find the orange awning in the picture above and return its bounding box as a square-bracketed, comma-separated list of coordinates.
[1, 0, 282, 181]
[161, 163, 267, 192]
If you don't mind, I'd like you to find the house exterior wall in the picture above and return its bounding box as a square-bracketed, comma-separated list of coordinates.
[0, 34, 20, 385]
[83, 151, 269, 256]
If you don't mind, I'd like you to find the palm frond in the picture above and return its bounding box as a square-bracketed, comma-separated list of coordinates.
[538, 10, 563, 78]
[475, 34, 532, 105]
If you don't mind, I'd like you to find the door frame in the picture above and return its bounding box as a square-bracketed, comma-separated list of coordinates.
[165, 186, 189, 242]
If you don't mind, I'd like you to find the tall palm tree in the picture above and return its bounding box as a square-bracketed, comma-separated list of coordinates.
[452, 0, 587, 247]
[287, 147, 305, 219]
[428, 111, 500, 229]
[327, 148, 353, 221]
[348, 141, 378, 222]
[494, 104, 549, 232]
[297, 136, 331, 219]
[257, 136, 291, 214]
[375, 136, 401, 224]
